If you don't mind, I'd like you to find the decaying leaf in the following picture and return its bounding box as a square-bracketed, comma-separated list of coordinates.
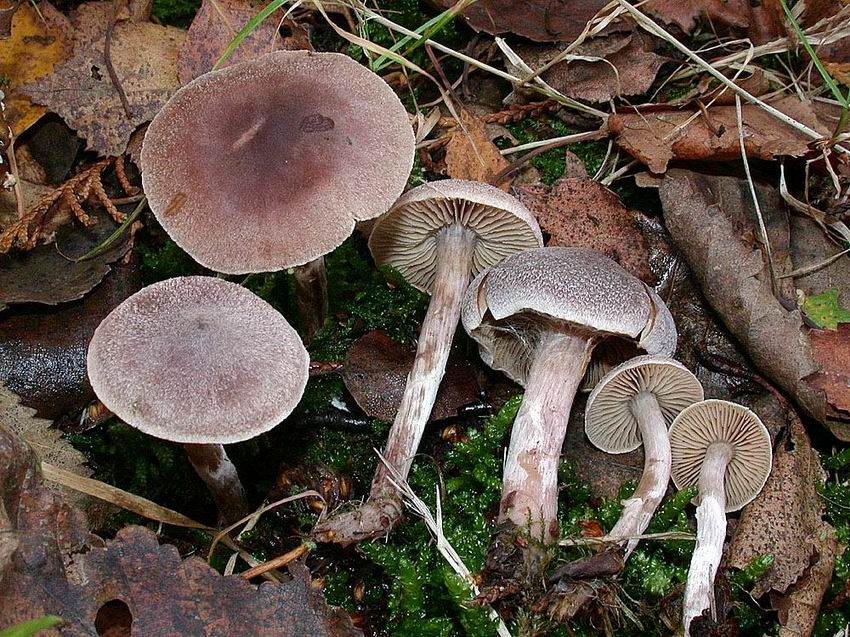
[0, 2, 71, 135]
[0, 257, 141, 420]
[341, 330, 480, 422]
[21, 1, 185, 156]
[0, 211, 131, 309]
[644, 0, 785, 43]
[178, 0, 312, 84]
[508, 32, 665, 104]
[806, 324, 850, 416]
[517, 177, 655, 283]
[727, 404, 825, 598]
[431, 0, 613, 43]
[445, 109, 510, 188]
[801, 289, 850, 329]
[608, 97, 829, 173]
[656, 169, 840, 432]
[0, 425, 362, 636]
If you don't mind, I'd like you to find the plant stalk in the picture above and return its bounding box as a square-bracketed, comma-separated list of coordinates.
[183, 443, 249, 525]
[682, 442, 733, 636]
[293, 256, 328, 345]
[499, 332, 593, 543]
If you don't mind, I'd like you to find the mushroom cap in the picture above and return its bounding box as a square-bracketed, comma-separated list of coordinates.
[669, 399, 773, 512]
[368, 179, 543, 293]
[141, 50, 415, 275]
[585, 355, 703, 454]
[87, 276, 309, 444]
[460, 247, 677, 385]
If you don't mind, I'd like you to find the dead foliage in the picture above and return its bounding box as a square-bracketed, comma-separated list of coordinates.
[644, 0, 785, 43]
[444, 108, 511, 187]
[806, 324, 850, 417]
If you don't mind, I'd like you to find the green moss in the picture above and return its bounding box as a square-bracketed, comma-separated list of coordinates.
[138, 238, 201, 283]
[151, 0, 201, 27]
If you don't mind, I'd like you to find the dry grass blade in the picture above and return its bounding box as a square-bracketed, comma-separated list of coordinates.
[779, 162, 850, 246]
[559, 531, 695, 546]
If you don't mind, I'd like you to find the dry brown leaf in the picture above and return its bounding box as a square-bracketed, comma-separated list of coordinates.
[806, 324, 850, 416]
[608, 97, 829, 173]
[509, 33, 665, 104]
[21, 1, 185, 156]
[727, 405, 825, 597]
[177, 0, 311, 84]
[658, 169, 839, 431]
[517, 177, 655, 283]
[0, 2, 71, 136]
[644, 0, 785, 42]
[430, 0, 614, 43]
[341, 330, 480, 422]
[0, 425, 362, 636]
[445, 109, 510, 188]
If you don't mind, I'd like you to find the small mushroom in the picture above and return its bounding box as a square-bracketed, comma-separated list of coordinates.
[140, 50, 415, 343]
[585, 355, 703, 557]
[669, 400, 773, 635]
[314, 179, 542, 545]
[462, 247, 677, 542]
[87, 276, 309, 523]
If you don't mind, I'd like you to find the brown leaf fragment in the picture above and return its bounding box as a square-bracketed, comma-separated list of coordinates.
[20, 1, 185, 156]
[429, 0, 614, 43]
[643, 0, 783, 39]
[727, 405, 825, 597]
[772, 525, 838, 637]
[178, 0, 312, 84]
[342, 331, 480, 422]
[658, 169, 835, 429]
[445, 109, 510, 188]
[509, 33, 665, 104]
[0, 0, 20, 38]
[517, 177, 655, 283]
[806, 324, 850, 415]
[608, 97, 829, 173]
[0, 425, 362, 636]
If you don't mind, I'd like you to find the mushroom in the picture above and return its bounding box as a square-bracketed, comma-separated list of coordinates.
[669, 400, 773, 635]
[585, 355, 703, 557]
[461, 247, 677, 542]
[314, 179, 542, 544]
[140, 50, 415, 343]
[87, 276, 309, 523]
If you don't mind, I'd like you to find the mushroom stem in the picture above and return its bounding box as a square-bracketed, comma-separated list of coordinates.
[293, 257, 328, 345]
[372, 223, 477, 492]
[499, 331, 593, 543]
[682, 441, 733, 636]
[183, 443, 249, 524]
[606, 391, 672, 557]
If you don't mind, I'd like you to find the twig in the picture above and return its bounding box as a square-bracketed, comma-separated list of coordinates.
[240, 543, 311, 579]
[105, 0, 133, 120]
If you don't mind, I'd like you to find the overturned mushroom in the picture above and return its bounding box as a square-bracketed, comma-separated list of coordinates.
[314, 179, 542, 545]
[87, 276, 309, 523]
[462, 247, 677, 543]
[141, 50, 415, 343]
[669, 400, 772, 636]
[585, 355, 703, 557]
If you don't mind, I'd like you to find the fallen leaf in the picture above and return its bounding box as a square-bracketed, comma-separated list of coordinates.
[517, 177, 655, 283]
[0, 0, 20, 38]
[508, 32, 665, 104]
[0, 2, 71, 135]
[608, 97, 829, 173]
[727, 405, 825, 597]
[802, 289, 850, 329]
[21, 1, 185, 156]
[0, 425, 362, 636]
[0, 257, 141, 420]
[178, 0, 311, 84]
[644, 0, 785, 42]
[0, 211, 131, 309]
[430, 0, 613, 43]
[341, 330, 480, 422]
[790, 214, 850, 307]
[806, 324, 850, 415]
[445, 109, 510, 188]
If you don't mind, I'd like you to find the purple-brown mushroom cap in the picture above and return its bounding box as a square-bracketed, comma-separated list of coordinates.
[87, 276, 309, 444]
[141, 50, 415, 274]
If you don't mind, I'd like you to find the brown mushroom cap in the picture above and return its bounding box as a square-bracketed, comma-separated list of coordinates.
[585, 355, 703, 454]
[669, 400, 773, 512]
[87, 276, 309, 444]
[141, 50, 415, 274]
[461, 247, 677, 385]
[368, 179, 543, 293]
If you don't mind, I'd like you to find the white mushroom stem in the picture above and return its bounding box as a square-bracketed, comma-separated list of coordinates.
[371, 223, 476, 494]
[682, 442, 733, 636]
[184, 443, 249, 524]
[499, 332, 593, 543]
[606, 391, 672, 558]
[293, 256, 328, 345]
